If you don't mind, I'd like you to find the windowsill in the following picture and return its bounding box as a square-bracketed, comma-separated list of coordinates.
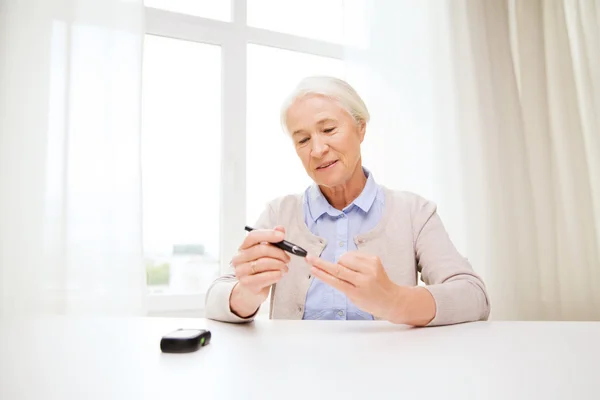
[146, 291, 273, 319]
[146, 292, 206, 313]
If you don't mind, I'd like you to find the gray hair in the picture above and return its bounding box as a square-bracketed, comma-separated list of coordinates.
[280, 76, 370, 134]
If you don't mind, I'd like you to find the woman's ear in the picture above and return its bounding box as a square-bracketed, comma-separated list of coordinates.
[357, 120, 366, 143]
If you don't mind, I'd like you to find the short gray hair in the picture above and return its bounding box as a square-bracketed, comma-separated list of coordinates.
[280, 76, 370, 134]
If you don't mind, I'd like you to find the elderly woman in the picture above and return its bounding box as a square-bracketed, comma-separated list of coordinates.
[205, 76, 490, 326]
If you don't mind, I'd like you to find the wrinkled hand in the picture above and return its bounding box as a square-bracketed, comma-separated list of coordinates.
[229, 226, 290, 317]
[306, 251, 405, 321]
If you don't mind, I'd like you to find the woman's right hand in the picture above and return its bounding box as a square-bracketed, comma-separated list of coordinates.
[229, 226, 291, 318]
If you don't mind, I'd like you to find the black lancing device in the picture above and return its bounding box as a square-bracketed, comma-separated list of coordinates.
[244, 225, 308, 257]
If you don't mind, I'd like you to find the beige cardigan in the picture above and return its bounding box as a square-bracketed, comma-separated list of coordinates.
[205, 188, 490, 326]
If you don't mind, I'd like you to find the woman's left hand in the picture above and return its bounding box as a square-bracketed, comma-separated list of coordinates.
[306, 252, 406, 322]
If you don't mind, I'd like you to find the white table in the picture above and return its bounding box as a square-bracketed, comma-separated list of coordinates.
[1, 317, 599, 400]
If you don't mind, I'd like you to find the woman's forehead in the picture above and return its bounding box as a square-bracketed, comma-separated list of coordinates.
[287, 95, 346, 124]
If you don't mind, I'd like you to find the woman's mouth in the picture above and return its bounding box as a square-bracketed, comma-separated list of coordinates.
[316, 160, 338, 170]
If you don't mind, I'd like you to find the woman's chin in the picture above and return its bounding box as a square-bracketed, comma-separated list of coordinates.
[312, 172, 346, 188]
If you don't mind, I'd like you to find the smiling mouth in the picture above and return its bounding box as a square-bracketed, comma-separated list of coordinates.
[316, 160, 338, 170]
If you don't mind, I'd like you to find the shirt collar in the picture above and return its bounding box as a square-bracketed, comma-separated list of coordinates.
[307, 167, 378, 222]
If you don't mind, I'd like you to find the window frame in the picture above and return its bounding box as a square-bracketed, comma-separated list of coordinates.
[144, 0, 344, 313]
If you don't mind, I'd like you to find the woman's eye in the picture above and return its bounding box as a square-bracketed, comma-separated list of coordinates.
[323, 127, 336, 133]
[298, 137, 309, 144]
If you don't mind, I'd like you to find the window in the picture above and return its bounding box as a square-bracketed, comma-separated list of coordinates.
[144, 0, 231, 21]
[143, 0, 345, 314]
[247, 0, 344, 43]
[142, 35, 221, 299]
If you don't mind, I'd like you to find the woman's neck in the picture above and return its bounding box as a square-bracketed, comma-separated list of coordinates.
[319, 163, 367, 210]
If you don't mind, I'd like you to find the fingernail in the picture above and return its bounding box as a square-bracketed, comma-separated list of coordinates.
[275, 231, 284, 239]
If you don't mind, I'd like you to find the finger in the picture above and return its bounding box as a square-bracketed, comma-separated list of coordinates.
[232, 243, 290, 266]
[310, 266, 355, 294]
[239, 228, 286, 250]
[235, 258, 288, 279]
[240, 270, 283, 292]
[338, 251, 372, 273]
[305, 255, 360, 286]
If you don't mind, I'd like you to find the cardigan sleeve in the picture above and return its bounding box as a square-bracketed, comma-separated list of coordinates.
[204, 203, 276, 323]
[413, 199, 491, 326]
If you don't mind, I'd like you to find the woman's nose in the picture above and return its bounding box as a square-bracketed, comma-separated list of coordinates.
[310, 137, 328, 157]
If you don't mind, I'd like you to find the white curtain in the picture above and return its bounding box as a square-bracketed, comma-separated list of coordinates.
[344, 0, 600, 320]
[0, 0, 146, 317]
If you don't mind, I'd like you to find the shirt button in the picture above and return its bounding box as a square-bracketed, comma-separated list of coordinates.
[298, 306, 303, 312]
[339, 241, 344, 247]
[337, 310, 344, 316]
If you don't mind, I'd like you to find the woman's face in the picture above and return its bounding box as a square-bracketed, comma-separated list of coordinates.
[286, 95, 365, 188]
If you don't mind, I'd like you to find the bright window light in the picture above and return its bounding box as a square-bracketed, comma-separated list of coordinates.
[142, 35, 221, 295]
